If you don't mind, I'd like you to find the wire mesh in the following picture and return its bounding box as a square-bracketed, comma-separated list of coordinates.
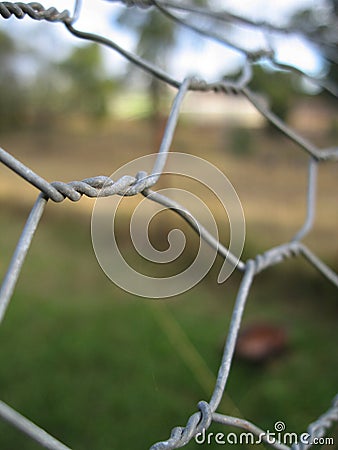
[0, 1, 337, 449]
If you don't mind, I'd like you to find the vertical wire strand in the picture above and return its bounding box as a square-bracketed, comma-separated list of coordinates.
[0, 195, 47, 324]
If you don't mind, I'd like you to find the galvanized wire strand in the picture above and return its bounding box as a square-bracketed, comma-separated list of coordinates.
[269, 61, 338, 98]
[298, 244, 338, 287]
[0, 144, 139, 202]
[212, 413, 289, 450]
[291, 395, 338, 450]
[292, 159, 318, 242]
[151, 0, 274, 62]
[253, 241, 338, 287]
[0, 78, 246, 327]
[64, 4, 338, 99]
[150, 242, 338, 450]
[209, 260, 256, 411]
[1, 1, 336, 100]
[243, 88, 338, 161]
[154, 1, 337, 97]
[241, 88, 321, 160]
[0, 194, 47, 324]
[0, 2, 337, 450]
[107, 0, 332, 42]
[150, 0, 337, 99]
[65, 21, 181, 89]
[109, 0, 338, 96]
[0, 400, 71, 450]
[0, 78, 188, 201]
[0, 3, 283, 93]
[150, 261, 256, 450]
[141, 77, 191, 185]
[71, 0, 82, 24]
[1, 1, 335, 101]
[143, 187, 246, 271]
[65, 20, 246, 93]
[0, 2, 71, 22]
[2, 1, 332, 168]
[0, 147, 65, 201]
[131, 0, 338, 69]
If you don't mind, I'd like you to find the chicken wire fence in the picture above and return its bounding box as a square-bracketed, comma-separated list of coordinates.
[0, 0, 337, 449]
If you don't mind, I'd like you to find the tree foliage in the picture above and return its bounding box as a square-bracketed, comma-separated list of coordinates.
[116, 2, 207, 123]
[0, 31, 117, 131]
[0, 31, 27, 131]
[249, 2, 337, 123]
[249, 65, 299, 121]
[289, 3, 337, 102]
[59, 43, 116, 119]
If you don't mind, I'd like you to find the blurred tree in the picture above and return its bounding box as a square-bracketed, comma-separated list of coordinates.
[59, 43, 116, 120]
[291, 3, 337, 67]
[116, 2, 207, 128]
[0, 31, 27, 131]
[117, 7, 177, 126]
[249, 65, 299, 122]
[248, 1, 337, 128]
[289, 2, 338, 98]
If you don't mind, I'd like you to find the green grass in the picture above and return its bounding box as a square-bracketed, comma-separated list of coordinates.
[0, 199, 337, 449]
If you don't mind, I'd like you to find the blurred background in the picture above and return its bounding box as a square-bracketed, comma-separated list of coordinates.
[0, 0, 337, 448]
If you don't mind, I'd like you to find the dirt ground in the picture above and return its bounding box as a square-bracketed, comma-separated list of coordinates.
[1, 119, 337, 263]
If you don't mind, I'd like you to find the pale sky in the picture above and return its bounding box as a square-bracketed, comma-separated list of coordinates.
[1, 0, 330, 82]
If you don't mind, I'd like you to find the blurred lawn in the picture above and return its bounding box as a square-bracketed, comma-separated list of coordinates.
[0, 121, 337, 449]
[0, 206, 337, 449]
